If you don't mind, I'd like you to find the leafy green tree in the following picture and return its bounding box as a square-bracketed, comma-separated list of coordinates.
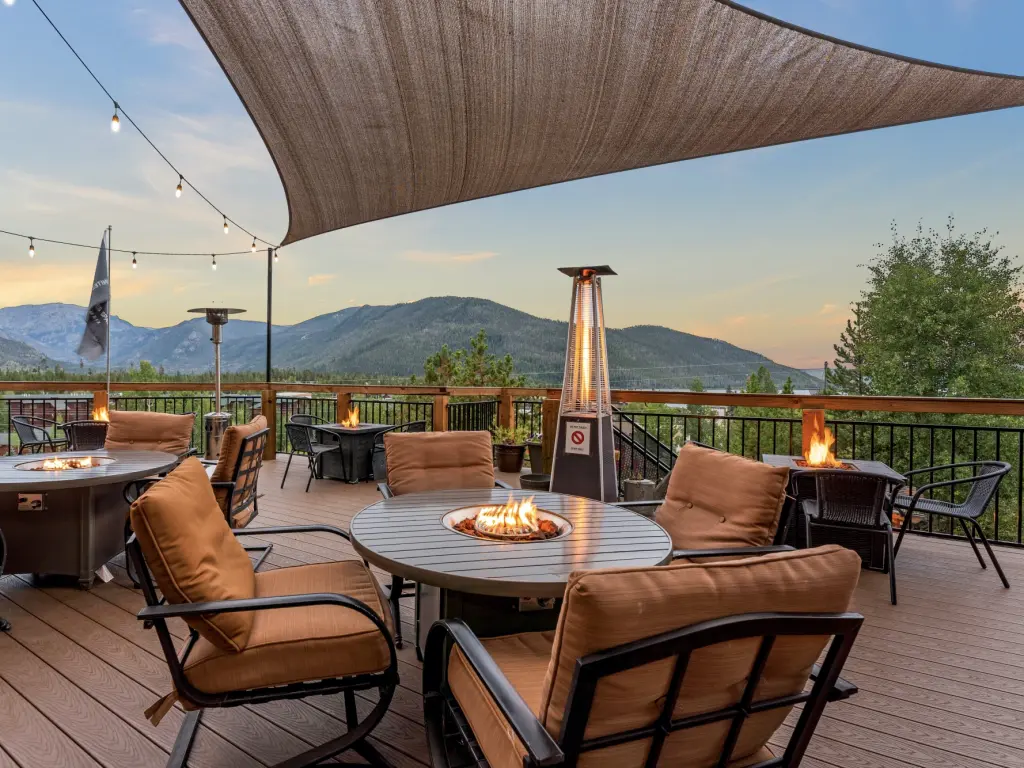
[421, 329, 525, 387]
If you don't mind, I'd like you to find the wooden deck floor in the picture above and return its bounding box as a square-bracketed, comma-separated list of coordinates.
[3, 458, 1024, 767]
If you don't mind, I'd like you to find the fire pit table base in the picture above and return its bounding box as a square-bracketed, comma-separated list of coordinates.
[0, 485, 129, 589]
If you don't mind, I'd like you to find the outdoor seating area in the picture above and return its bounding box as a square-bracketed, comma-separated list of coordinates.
[2, 453, 1024, 768]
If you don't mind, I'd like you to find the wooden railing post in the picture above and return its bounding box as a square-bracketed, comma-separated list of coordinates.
[433, 395, 449, 432]
[337, 391, 351, 422]
[541, 398, 559, 473]
[499, 390, 514, 431]
[262, 389, 277, 460]
[92, 390, 109, 417]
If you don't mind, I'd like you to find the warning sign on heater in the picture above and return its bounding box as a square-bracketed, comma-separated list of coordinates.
[564, 421, 591, 456]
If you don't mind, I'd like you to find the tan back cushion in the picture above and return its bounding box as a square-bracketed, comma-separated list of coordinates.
[384, 431, 494, 495]
[657, 443, 789, 550]
[539, 546, 861, 767]
[105, 410, 195, 455]
[130, 457, 256, 652]
[210, 416, 267, 518]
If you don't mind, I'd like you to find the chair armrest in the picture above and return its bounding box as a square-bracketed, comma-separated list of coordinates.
[494, 479, 513, 490]
[232, 524, 351, 542]
[181, 447, 199, 459]
[811, 662, 858, 701]
[424, 619, 563, 767]
[670, 545, 794, 561]
[378, 483, 394, 499]
[209, 481, 236, 489]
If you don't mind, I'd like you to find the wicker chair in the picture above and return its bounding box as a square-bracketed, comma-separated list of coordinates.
[0, 525, 9, 632]
[892, 461, 1011, 588]
[377, 430, 512, 653]
[425, 546, 864, 768]
[371, 420, 427, 481]
[11, 415, 68, 454]
[282, 422, 341, 491]
[62, 419, 109, 451]
[127, 458, 397, 768]
[798, 470, 901, 605]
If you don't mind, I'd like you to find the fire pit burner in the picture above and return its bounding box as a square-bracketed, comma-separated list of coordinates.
[794, 459, 856, 471]
[16, 456, 116, 471]
[442, 498, 572, 543]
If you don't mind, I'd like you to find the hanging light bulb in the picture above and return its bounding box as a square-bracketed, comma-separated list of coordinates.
[28, 237, 35, 258]
[131, 252, 137, 269]
[251, 238, 257, 253]
[211, 254, 217, 271]
[111, 104, 121, 133]
[223, 216, 229, 235]
[273, 249, 279, 263]
[175, 175, 183, 198]
[2, 1, 16, 8]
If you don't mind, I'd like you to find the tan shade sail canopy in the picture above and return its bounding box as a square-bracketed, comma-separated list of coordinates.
[180, 0, 1024, 246]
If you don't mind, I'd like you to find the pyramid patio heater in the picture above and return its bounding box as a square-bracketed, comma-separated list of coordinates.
[188, 307, 246, 459]
[550, 266, 617, 502]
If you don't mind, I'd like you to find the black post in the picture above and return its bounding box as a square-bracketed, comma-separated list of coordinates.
[266, 247, 273, 382]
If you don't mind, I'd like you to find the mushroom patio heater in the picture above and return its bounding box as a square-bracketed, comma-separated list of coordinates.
[188, 307, 246, 460]
[550, 266, 617, 502]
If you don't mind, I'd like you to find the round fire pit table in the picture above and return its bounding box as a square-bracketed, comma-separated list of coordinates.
[0, 449, 178, 589]
[350, 488, 672, 655]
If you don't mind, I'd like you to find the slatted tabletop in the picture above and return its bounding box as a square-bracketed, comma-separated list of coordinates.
[0, 449, 178, 491]
[350, 488, 673, 598]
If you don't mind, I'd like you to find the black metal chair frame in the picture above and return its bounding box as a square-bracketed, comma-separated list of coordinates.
[377, 476, 513, 655]
[210, 427, 272, 571]
[290, 413, 329, 426]
[127, 526, 398, 768]
[893, 461, 1012, 589]
[371, 420, 428, 482]
[61, 419, 110, 451]
[11, 415, 69, 454]
[281, 423, 341, 492]
[0, 526, 10, 632]
[425, 611, 863, 768]
[796, 469, 902, 605]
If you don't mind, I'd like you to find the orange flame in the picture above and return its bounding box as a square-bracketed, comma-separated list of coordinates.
[339, 406, 360, 428]
[41, 456, 95, 470]
[475, 496, 539, 537]
[804, 426, 843, 468]
[92, 406, 110, 422]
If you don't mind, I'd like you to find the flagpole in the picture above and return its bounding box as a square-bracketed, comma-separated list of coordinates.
[106, 225, 112, 397]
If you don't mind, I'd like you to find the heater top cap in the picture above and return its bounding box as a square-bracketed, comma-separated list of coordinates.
[557, 266, 617, 278]
[188, 307, 247, 325]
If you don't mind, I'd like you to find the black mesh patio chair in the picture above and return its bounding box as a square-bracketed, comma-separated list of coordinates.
[0, 525, 9, 632]
[892, 461, 1012, 589]
[290, 413, 328, 426]
[11, 415, 68, 454]
[371, 420, 427, 482]
[798, 469, 902, 605]
[282, 422, 340, 491]
[62, 419, 109, 451]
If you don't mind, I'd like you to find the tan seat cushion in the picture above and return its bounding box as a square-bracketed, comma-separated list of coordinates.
[384, 430, 494, 495]
[657, 443, 789, 551]
[534, 546, 860, 767]
[448, 631, 553, 768]
[129, 458, 256, 652]
[209, 415, 267, 526]
[184, 561, 393, 695]
[105, 410, 195, 455]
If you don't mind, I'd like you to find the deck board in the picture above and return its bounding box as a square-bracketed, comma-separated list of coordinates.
[3, 456, 1024, 767]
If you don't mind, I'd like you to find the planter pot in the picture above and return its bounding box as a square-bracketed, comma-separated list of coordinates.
[519, 473, 551, 492]
[494, 444, 526, 474]
[526, 441, 544, 471]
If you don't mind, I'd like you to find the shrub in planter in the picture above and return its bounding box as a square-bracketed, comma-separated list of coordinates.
[492, 425, 530, 474]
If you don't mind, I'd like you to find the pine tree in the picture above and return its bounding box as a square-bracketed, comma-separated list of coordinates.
[828, 302, 870, 395]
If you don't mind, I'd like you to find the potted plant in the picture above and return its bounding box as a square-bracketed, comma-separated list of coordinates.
[525, 435, 544, 471]
[491, 425, 530, 474]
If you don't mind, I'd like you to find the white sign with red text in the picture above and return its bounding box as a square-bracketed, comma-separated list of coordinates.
[564, 421, 591, 456]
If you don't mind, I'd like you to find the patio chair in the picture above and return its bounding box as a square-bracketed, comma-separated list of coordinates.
[104, 409, 197, 458]
[618, 442, 793, 562]
[290, 413, 329, 426]
[619, 440, 720, 519]
[798, 469, 901, 605]
[126, 458, 398, 768]
[62, 419, 109, 451]
[370, 419, 428, 481]
[281, 422, 341, 491]
[424, 545, 864, 768]
[378, 430, 512, 651]
[892, 461, 1012, 589]
[11, 415, 68, 454]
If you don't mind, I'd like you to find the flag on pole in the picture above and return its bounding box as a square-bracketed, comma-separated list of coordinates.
[77, 232, 110, 361]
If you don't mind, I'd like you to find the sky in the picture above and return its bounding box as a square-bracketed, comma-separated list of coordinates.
[0, 0, 1022, 370]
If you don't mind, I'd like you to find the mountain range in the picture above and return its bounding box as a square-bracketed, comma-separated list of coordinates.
[0, 299, 818, 390]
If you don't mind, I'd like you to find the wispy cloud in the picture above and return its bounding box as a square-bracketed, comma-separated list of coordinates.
[401, 250, 497, 264]
[819, 303, 837, 315]
[8, 171, 147, 210]
[308, 274, 336, 286]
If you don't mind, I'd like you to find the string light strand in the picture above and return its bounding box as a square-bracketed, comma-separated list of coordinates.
[0, 228, 266, 258]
